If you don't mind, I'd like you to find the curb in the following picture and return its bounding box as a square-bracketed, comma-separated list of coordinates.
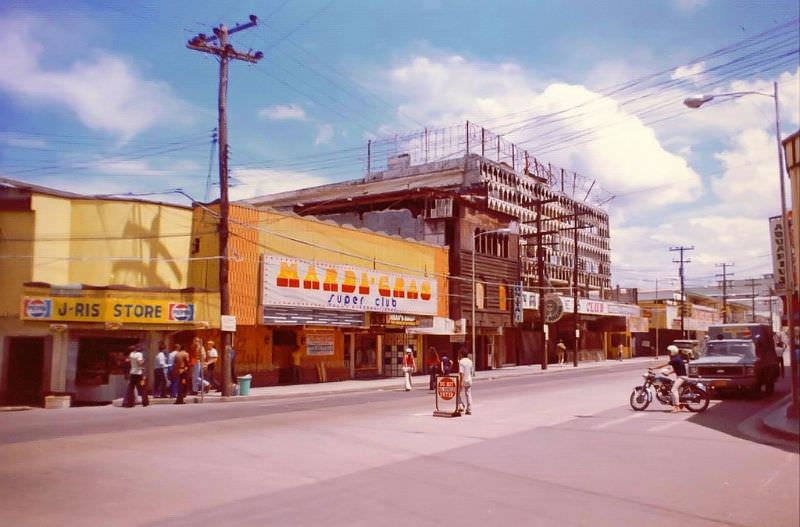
[0, 406, 35, 412]
[760, 396, 800, 442]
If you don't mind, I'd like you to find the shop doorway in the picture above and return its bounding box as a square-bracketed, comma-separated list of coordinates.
[6, 337, 45, 406]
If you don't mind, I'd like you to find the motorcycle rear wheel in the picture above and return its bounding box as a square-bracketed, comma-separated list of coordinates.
[629, 387, 650, 411]
[681, 385, 710, 412]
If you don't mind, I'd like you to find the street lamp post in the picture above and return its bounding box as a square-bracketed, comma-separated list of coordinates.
[472, 223, 519, 370]
[684, 81, 797, 417]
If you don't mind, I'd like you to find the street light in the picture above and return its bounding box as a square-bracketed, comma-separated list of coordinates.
[684, 82, 798, 417]
[472, 222, 519, 370]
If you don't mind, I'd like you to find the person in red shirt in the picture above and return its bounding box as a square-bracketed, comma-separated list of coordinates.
[402, 348, 416, 391]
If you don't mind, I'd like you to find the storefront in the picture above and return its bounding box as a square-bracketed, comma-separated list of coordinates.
[528, 293, 641, 363]
[261, 255, 440, 380]
[11, 286, 216, 404]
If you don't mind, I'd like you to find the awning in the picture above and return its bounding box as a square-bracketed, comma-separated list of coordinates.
[406, 317, 466, 335]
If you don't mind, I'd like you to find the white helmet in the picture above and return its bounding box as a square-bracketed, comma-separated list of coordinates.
[667, 345, 679, 355]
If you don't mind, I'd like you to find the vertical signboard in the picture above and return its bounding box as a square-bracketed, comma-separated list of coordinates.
[770, 215, 787, 292]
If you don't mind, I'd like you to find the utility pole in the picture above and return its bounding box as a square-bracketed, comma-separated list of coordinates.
[187, 16, 263, 397]
[715, 262, 734, 323]
[571, 208, 592, 367]
[748, 278, 758, 323]
[670, 245, 694, 338]
[534, 198, 556, 370]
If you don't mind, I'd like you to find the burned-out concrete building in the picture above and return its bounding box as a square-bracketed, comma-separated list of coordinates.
[243, 124, 628, 369]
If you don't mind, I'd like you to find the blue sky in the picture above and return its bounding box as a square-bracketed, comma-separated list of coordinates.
[1, 0, 798, 292]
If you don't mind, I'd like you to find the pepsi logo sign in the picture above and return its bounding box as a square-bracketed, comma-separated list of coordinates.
[169, 303, 194, 322]
[25, 299, 52, 319]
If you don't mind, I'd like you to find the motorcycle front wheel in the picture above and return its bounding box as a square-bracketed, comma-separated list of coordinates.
[629, 387, 650, 411]
[682, 385, 710, 412]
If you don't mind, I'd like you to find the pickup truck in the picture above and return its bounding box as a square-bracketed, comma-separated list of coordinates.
[687, 338, 779, 396]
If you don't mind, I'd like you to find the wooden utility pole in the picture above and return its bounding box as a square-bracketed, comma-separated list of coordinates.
[533, 198, 556, 369]
[187, 16, 263, 397]
[715, 262, 734, 323]
[748, 278, 758, 322]
[670, 245, 694, 337]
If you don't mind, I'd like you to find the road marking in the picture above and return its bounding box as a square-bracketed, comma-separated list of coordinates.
[592, 412, 646, 429]
[646, 420, 683, 433]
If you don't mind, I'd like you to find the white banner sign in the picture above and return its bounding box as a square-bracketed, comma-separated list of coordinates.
[262, 255, 438, 316]
[558, 296, 640, 317]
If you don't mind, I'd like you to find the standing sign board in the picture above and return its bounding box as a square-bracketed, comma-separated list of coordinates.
[433, 374, 462, 417]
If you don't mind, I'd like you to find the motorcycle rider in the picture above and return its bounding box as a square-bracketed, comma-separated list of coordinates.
[651, 344, 687, 413]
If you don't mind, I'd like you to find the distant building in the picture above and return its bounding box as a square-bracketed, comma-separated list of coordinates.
[243, 124, 632, 367]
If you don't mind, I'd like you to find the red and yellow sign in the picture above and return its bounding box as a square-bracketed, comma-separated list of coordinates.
[263, 256, 437, 315]
[436, 376, 457, 400]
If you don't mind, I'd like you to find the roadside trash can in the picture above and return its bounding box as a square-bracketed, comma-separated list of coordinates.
[237, 374, 252, 396]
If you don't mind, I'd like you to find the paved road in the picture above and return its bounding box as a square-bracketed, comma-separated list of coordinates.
[0, 364, 797, 527]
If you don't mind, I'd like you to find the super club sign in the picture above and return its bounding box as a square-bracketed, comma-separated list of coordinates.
[262, 255, 438, 316]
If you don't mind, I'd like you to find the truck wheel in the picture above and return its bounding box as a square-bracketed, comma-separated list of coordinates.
[765, 379, 775, 395]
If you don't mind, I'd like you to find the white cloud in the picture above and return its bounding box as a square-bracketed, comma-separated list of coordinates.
[259, 104, 308, 121]
[671, 61, 705, 81]
[0, 14, 192, 140]
[314, 124, 334, 145]
[228, 168, 333, 201]
[380, 54, 702, 212]
[673, 0, 711, 12]
[374, 52, 794, 287]
[0, 132, 48, 149]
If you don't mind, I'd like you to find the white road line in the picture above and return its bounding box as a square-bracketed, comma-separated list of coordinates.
[646, 420, 683, 433]
[593, 412, 646, 429]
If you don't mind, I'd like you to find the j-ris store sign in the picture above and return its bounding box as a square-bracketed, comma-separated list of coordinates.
[21, 296, 197, 324]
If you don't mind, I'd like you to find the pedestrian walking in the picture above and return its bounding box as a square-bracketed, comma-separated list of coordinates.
[228, 344, 237, 385]
[205, 340, 220, 391]
[291, 346, 303, 384]
[122, 345, 149, 408]
[440, 354, 452, 376]
[458, 349, 475, 415]
[617, 343, 624, 362]
[427, 346, 441, 391]
[557, 340, 566, 365]
[190, 337, 205, 394]
[173, 345, 191, 405]
[153, 341, 169, 398]
[402, 348, 416, 391]
[168, 343, 180, 398]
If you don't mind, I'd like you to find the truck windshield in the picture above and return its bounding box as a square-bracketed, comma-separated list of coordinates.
[705, 341, 755, 358]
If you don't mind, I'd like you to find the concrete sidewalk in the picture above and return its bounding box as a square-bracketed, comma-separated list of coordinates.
[112, 356, 658, 406]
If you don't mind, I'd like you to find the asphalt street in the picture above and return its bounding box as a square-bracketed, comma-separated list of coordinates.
[0, 363, 797, 527]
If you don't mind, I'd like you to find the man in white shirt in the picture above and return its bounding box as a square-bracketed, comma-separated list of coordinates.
[205, 340, 220, 392]
[154, 342, 169, 398]
[458, 350, 475, 415]
[123, 345, 149, 407]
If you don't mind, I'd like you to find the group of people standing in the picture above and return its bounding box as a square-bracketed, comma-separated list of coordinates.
[123, 338, 230, 407]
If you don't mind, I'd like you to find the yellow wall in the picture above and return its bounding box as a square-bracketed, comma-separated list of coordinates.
[1, 192, 194, 320]
[0, 211, 35, 317]
[189, 204, 450, 323]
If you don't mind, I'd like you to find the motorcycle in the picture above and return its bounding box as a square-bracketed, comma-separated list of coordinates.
[629, 370, 710, 412]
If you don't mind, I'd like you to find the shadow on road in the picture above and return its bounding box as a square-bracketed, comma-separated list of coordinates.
[684, 377, 798, 453]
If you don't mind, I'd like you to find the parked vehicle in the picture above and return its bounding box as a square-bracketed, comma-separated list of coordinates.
[629, 370, 710, 412]
[689, 324, 780, 397]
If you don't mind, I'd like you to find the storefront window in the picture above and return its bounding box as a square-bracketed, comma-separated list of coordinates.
[355, 334, 377, 369]
[76, 337, 138, 386]
[476, 283, 485, 309]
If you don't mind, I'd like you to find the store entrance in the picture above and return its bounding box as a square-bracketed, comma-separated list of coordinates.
[6, 337, 45, 406]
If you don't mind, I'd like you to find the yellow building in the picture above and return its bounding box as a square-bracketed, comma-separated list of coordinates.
[0, 178, 208, 405]
[189, 203, 450, 386]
